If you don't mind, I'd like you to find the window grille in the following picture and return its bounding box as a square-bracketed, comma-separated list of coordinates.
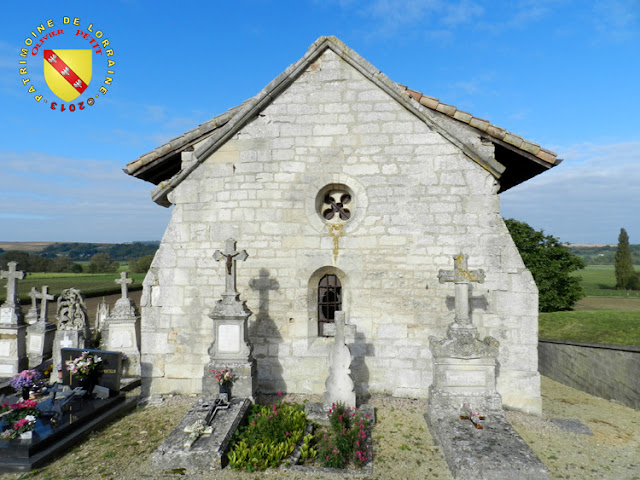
[318, 274, 342, 333]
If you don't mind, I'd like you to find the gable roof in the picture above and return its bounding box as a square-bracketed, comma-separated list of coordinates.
[125, 36, 560, 207]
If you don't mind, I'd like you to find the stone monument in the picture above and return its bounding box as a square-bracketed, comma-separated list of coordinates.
[95, 297, 110, 334]
[426, 254, 551, 479]
[25, 287, 40, 325]
[323, 311, 356, 409]
[202, 238, 256, 400]
[428, 254, 501, 417]
[0, 262, 28, 377]
[26, 285, 57, 368]
[103, 272, 141, 377]
[52, 288, 90, 378]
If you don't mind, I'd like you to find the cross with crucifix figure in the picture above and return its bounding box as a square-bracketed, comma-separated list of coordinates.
[438, 254, 485, 326]
[1, 261, 25, 307]
[35, 285, 56, 323]
[115, 272, 133, 300]
[214, 239, 248, 295]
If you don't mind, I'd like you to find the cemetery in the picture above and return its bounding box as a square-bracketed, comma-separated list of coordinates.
[1, 36, 639, 479]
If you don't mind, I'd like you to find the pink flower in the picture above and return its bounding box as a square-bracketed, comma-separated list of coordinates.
[285, 431, 289, 436]
[277, 391, 282, 396]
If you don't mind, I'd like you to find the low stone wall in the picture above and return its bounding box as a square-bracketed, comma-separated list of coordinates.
[538, 339, 640, 410]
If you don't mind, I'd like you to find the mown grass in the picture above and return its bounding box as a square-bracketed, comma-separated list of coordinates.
[574, 265, 640, 297]
[0, 272, 145, 303]
[539, 310, 640, 346]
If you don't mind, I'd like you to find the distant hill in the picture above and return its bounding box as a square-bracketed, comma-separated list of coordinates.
[567, 244, 640, 265]
[0, 241, 160, 262]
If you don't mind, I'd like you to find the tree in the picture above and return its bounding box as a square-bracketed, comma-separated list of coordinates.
[505, 219, 585, 312]
[615, 228, 639, 290]
[129, 255, 154, 274]
[87, 253, 119, 273]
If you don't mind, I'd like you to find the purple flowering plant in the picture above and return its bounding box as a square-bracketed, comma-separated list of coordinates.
[9, 369, 41, 391]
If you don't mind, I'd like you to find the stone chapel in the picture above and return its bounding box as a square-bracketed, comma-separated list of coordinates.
[125, 36, 559, 414]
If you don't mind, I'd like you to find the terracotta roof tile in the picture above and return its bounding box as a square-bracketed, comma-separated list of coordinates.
[396, 84, 557, 165]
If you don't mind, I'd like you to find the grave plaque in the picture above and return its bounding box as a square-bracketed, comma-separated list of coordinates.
[61, 348, 122, 393]
[218, 324, 240, 353]
[0, 340, 10, 357]
[1, 307, 12, 324]
[28, 335, 43, 354]
[0, 364, 13, 375]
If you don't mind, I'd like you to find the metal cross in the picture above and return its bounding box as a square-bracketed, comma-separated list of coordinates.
[438, 254, 485, 326]
[213, 239, 248, 295]
[35, 285, 56, 322]
[115, 272, 133, 300]
[1, 262, 25, 306]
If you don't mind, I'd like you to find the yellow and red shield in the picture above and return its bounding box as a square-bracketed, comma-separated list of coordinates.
[43, 49, 92, 102]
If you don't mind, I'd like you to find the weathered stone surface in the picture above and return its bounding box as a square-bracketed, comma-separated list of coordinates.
[323, 311, 356, 409]
[426, 411, 551, 480]
[138, 47, 542, 413]
[151, 397, 251, 473]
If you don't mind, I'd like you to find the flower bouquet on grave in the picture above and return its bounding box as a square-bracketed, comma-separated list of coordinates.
[1, 414, 37, 439]
[65, 351, 103, 397]
[10, 369, 41, 400]
[211, 366, 234, 400]
[2, 399, 40, 435]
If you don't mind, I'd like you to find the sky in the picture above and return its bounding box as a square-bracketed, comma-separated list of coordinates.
[0, 0, 638, 245]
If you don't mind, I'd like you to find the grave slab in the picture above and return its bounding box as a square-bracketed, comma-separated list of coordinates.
[426, 411, 551, 480]
[151, 397, 251, 474]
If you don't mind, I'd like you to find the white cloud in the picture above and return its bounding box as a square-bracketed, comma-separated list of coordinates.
[0, 150, 171, 242]
[500, 141, 640, 244]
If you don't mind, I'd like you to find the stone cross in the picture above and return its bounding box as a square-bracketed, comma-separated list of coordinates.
[115, 272, 133, 300]
[438, 254, 485, 326]
[35, 285, 55, 322]
[28, 287, 39, 310]
[60, 334, 73, 349]
[213, 239, 248, 295]
[1, 262, 25, 306]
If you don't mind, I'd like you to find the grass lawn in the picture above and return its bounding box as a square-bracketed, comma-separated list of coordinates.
[575, 265, 640, 297]
[0, 272, 145, 303]
[539, 310, 640, 346]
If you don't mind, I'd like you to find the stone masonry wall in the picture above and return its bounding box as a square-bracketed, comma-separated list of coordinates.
[140, 48, 542, 414]
[539, 340, 640, 410]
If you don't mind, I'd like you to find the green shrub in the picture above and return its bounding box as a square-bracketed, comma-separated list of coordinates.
[318, 403, 371, 469]
[227, 400, 312, 471]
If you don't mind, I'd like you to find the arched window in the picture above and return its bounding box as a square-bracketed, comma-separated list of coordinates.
[318, 274, 342, 335]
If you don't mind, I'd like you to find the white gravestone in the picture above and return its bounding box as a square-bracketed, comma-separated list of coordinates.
[0, 308, 11, 324]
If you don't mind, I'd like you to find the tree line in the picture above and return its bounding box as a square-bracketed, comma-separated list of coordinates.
[0, 250, 156, 274]
[40, 241, 159, 261]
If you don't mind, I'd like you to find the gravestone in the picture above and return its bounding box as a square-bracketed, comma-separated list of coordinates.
[61, 348, 122, 393]
[52, 288, 90, 378]
[323, 311, 356, 409]
[151, 397, 251, 473]
[95, 297, 110, 334]
[102, 272, 141, 377]
[26, 285, 57, 368]
[0, 262, 28, 377]
[25, 288, 40, 325]
[426, 254, 551, 480]
[202, 239, 256, 400]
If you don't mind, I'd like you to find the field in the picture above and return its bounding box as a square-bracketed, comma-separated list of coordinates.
[541, 265, 640, 346]
[0, 272, 145, 304]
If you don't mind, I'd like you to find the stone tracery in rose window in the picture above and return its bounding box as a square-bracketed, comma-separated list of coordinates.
[321, 189, 353, 223]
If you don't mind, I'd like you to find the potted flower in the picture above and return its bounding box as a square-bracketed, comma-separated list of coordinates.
[65, 351, 103, 397]
[1, 415, 37, 440]
[211, 366, 234, 399]
[10, 369, 41, 400]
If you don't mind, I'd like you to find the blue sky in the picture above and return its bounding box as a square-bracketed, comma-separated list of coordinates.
[0, 0, 638, 244]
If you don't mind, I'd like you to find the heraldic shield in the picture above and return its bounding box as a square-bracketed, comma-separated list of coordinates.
[43, 49, 92, 102]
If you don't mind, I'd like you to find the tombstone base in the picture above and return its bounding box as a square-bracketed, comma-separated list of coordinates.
[27, 322, 56, 369]
[103, 318, 141, 377]
[0, 324, 28, 377]
[203, 360, 256, 400]
[426, 410, 551, 480]
[151, 397, 251, 473]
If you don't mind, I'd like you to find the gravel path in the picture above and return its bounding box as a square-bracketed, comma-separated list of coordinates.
[0, 376, 638, 479]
